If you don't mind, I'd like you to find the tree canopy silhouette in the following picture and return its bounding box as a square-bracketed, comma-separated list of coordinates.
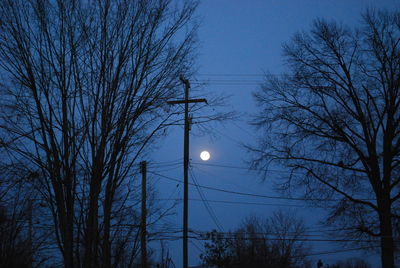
[201, 212, 310, 268]
[252, 10, 400, 268]
[0, 0, 198, 266]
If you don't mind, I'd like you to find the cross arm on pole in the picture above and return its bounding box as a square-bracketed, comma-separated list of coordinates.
[167, 98, 207, 105]
[168, 76, 206, 268]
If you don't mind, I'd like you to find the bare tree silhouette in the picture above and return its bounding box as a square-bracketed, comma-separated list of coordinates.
[252, 10, 400, 268]
[0, 0, 198, 267]
[201, 211, 310, 268]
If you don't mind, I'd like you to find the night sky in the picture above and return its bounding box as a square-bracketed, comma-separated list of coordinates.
[148, 1, 400, 267]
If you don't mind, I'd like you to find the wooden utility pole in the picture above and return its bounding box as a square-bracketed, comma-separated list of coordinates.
[167, 76, 207, 268]
[140, 161, 147, 268]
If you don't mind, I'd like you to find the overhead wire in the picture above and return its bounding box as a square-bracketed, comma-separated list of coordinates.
[145, 159, 183, 173]
[150, 160, 374, 203]
[148, 171, 337, 202]
[145, 147, 378, 247]
[145, 233, 384, 244]
[189, 240, 204, 255]
[162, 178, 181, 209]
[189, 161, 374, 201]
[151, 159, 302, 176]
[189, 164, 225, 232]
[231, 120, 258, 139]
[192, 73, 286, 86]
[191, 161, 301, 174]
[193, 74, 265, 83]
[31, 221, 380, 242]
[149, 158, 182, 164]
[148, 159, 183, 168]
[190, 228, 366, 238]
[198, 236, 380, 243]
[189, 229, 386, 240]
[191, 161, 263, 194]
[297, 246, 379, 258]
[197, 73, 265, 77]
[150, 164, 182, 173]
[149, 234, 381, 257]
[153, 198, 318, 208]
[192, 82, 262, 86]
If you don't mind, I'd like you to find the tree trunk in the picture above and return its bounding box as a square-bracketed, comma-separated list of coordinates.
[63, 233, 74, 268]
[102, 183, 114, 268]
[85, 179, 101, 268]
[379, 200, 395, 268]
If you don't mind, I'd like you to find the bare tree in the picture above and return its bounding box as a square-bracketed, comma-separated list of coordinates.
[330, 258, 372, 268]
[0, 0, 198, 267]
[200, 211, 310, 268]
[267, 210, 309, 268]
[252, 9, 400, 268]
[0, 162, 53, 267]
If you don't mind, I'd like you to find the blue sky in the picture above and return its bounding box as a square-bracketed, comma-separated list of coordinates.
[149, 1, 400, 267]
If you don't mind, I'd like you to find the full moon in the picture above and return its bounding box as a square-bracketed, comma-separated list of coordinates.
[200, 151, 211, 161]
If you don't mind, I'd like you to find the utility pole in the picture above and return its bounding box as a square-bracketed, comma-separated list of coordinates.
[140, 161, 147, 268]
[167, 76, 207, 268]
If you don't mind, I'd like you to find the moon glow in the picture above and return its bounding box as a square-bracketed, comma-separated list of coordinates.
[200, 151, 211, 161]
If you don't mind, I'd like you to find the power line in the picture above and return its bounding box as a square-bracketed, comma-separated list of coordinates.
[299, 246, 379, 258]
[104, 219, 372, 237]
[152, 160, 298, 175]
[149, 171, 335, 202]
[139, 197, 327, 209]
[190, 231, 333, 239]
[188, 162, 375, 202]
[189, 165, 224, 232]
[189, 240, 204, 255]
[151, 234, 380, 257]
[190, 164, 264, 204]
[197, 236, 380, 243]
[189, 229, 386, 240]
[159, 198, 313, 208]
[151, 165, 182, 173]
[147, 234, 383, 243]
[197, 74, 265, 77]
[195, 80, 263, 83]
[191, 161, 297, 174]
[192, 82, 262, 86]
[148, 160, 182, 168]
